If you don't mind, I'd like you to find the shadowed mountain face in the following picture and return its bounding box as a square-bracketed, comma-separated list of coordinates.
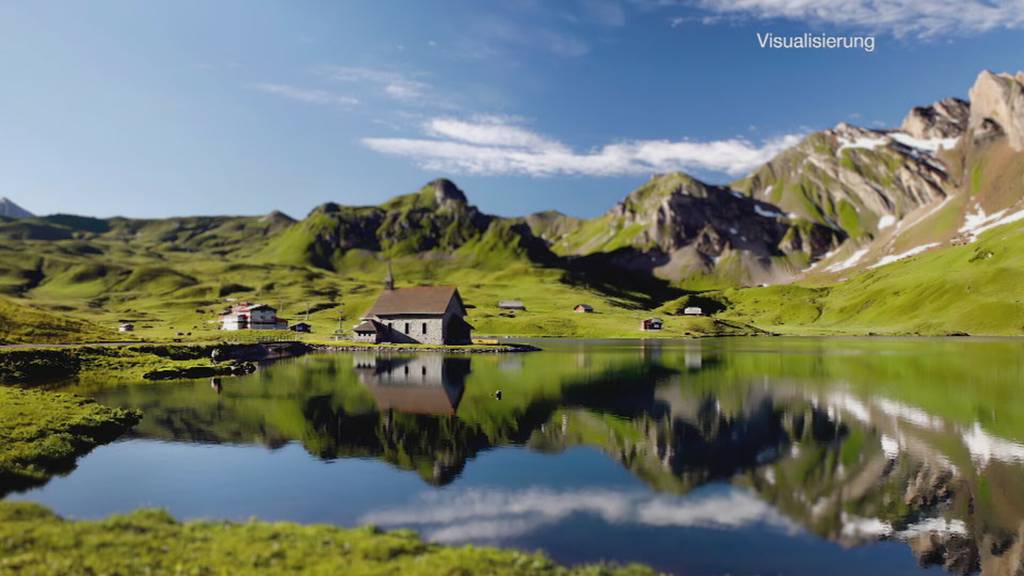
[0, 197, 33, 219]
[532, 172, 844, 286]
[64, 338, 1024, 575]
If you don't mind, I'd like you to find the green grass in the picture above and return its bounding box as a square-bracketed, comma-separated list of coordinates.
[0, 387, 140, 493]
[3, 171, 1024, 342]
[0, 297, 110, 344]
[0, 344, 225, 386]
[718, 218, 1024, 335]
[0, 501, 658, 576]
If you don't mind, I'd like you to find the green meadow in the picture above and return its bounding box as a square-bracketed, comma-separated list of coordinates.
[0, 501, 657, 576]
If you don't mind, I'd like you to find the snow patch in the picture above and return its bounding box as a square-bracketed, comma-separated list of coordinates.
[959, 204, 1024, 242]
[753, 204, 783, 219]
[875, 397, 944, 430]
[804, 248, 839, 272]
[837, 135, 888, 153]
[880, 434, 901, 460]
[869, 242, 940, 269]
[889, 132, 959, 154]
[829, 393, 872, 424]
[841, 514, 892, 539]
[877, 214, 896, 230]
[825, 247, 869, 273]
[959, 205, 993, 234]
[896, 518, 967, 538]
[963, 423, 1024, 468]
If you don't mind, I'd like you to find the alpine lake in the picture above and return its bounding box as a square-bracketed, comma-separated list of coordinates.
[8, 337, 1024, 576]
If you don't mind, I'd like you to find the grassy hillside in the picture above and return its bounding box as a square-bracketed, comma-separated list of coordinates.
[717, 217, 1024, 335]
[5, 211, 1024, 340]
[2, 159, 1024, 343]
[0, 297, 110, 344]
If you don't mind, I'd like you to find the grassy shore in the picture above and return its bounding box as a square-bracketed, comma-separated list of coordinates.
[307, 339, 541, 353]
[0, 344, 221, 386]
[0, 501, 658, 576]
[0, 340, 541, 389]
[0, 387, 140, 494]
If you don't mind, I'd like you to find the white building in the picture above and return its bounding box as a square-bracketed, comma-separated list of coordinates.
[219, 303, 287, 331]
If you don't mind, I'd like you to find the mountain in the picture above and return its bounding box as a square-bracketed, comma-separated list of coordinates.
[2, 68, 1024, 338]
[264, 179, 501, 269]
[722, 70, 1024, 280]
[530, 172, 843, 287]
[0, 197, 33, 219]
[969, 70, 1024, 150]
[901, 97, 969, 139]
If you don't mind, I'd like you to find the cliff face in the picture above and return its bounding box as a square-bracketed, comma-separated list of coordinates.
[969, 70, 1024, 150]
[534, 172, 842, 285]
[901, 97, 970, 140]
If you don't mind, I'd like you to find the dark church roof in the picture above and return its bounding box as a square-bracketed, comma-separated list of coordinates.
[364, 286, 463, 317]
[353, 319, 386, 333]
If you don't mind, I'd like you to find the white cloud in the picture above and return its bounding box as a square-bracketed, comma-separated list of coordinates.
[688, 0, 1024, 37]
[317, 66, 430, 102]
[254, 83, 358, 107]
[364, 116, 802, 178]
[361, 487, 798, 544]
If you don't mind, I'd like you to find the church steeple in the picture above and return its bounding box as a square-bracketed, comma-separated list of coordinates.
[384, 260, 395, 291]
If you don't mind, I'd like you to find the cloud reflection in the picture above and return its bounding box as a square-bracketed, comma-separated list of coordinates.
[361, 486, 799, 543]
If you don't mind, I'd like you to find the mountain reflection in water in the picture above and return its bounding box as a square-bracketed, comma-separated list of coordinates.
[36, 339, 1024, 574]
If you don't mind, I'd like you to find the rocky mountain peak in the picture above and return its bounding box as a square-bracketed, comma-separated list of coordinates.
[261, 210, 295, 223]
[616, 172, 707, 214]
[0, 197, 33, 219]
[900, 97, 970, 139]
[969, 70, 1024, 150]
[429, 178, 468, 205]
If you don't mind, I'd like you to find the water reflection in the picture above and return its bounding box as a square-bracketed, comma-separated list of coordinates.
[39, 339, 1024, 574]
[361, 485, 799, 544]
[354, 354, 469, 416]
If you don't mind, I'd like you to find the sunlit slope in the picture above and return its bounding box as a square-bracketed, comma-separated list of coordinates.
[718, 218, 1024, 335]
[0, 297, 110, 344]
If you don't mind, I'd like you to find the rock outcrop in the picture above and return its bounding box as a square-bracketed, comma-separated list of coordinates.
[733, 123, 952, 237]
[547, 172, 843, 284]
[901, 98, 970, 140]
[969, 70, 1024, 150]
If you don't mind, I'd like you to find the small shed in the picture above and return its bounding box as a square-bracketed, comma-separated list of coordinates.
[353, 319, 386, 344]
[574, 304, 594, 313]
[641, 318, 664, 331]
[289, 322, 312, 333]
[683, 306, 703, 316]
[498, 300, 527, 311]
[118, 322, 135, 333]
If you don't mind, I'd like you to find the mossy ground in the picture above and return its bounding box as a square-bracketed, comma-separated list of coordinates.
[0, 344, 220, 387]
[0, 501, 658, 576]
[0, 387, 140, 494]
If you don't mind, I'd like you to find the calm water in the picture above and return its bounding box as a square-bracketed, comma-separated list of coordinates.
[9, 338, 1024, 575]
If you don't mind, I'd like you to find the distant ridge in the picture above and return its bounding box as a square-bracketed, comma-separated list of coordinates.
[0, 197, 33, 219]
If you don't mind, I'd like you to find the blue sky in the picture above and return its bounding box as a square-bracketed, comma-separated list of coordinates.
[1, 1, 1022, 220]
